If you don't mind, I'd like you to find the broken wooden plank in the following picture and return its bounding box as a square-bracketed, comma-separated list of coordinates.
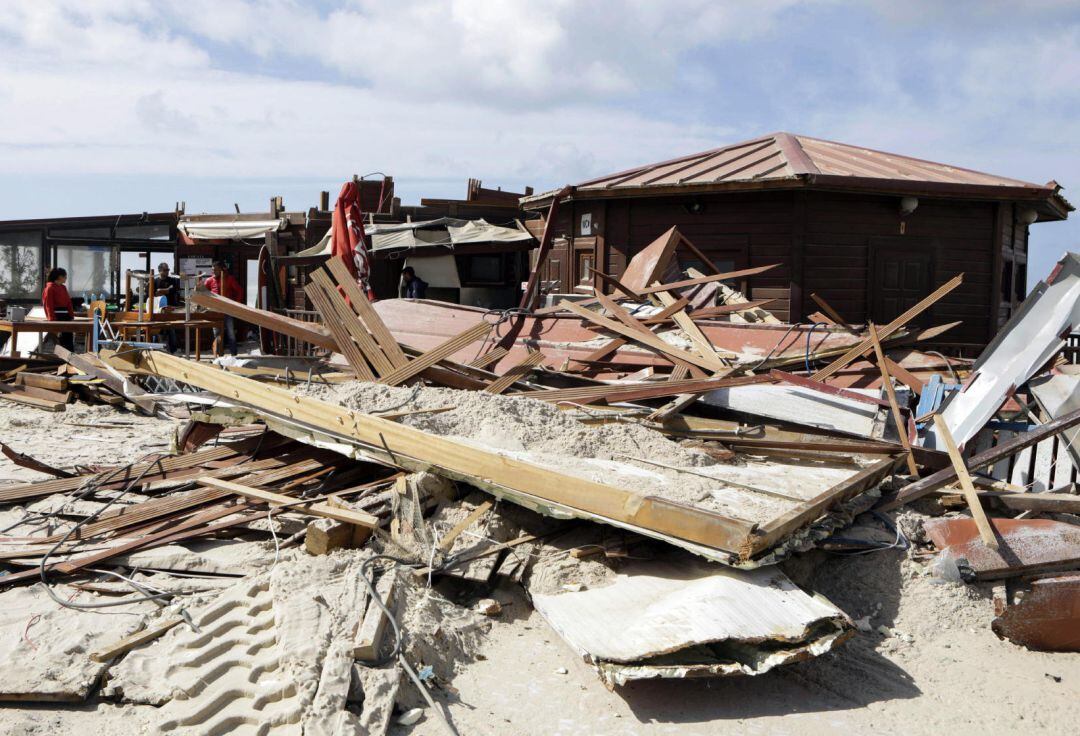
[883, 356, 925, 396]
[309, 269, 394, 377]
[437, 500, 494, 551]
[15, 372, 69, 392]
[484, 351, 545, 395]
[0, 383, 65, 411]
[90, 616, 184, 662]
[323, 258, 409, 368]
[378, 321, 491, 387]
[305, 280, 378, 380]
[562, 298, 730, 373]
[110, 350, 760, 554]
[933, 415, 999, 549]
[869, 323, 918, 476]
[809, 292, 856, 332]
[468, 346, 508, 369]
[199, 477, 380, 528]
[811, 274, 963, 381]
[54, 345, 157, 415]
[353, 572, 396, 661]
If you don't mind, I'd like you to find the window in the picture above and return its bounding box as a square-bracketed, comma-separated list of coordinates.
[460, 255, 504, 285]
[115, 224, 171, 241]
[0, 230, 43, 299]
[577, 252, 593, 284]
[56, 245, 113, 299]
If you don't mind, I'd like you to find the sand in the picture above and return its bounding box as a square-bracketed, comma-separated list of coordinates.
[0, 392, 1077, 736]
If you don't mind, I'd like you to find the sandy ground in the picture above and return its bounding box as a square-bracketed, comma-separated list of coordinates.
[0, 400, 1077, 735]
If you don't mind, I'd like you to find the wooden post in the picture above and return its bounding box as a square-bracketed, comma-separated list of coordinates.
[932, 415, 999, 549]
[868, 323, 918, 476]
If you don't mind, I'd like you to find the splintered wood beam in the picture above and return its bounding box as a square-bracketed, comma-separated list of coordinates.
[378, 322, 492, 386]
[484, 351, 545, 394]
[200, 477, 380, 528]
[323, 258, 409, 368]
[869, 323, 919, 476]
[91, 616, 184, 662]
[811, 274, 963, 381]
[437, 499, 494, 551]
[190, 290, 336, 350]
[578, 297, 694, 365]
[468, 346, 508, 369]
[932, 415, 999, 549]
[565, 298, 729, 373]
[306, 281, 377, 381]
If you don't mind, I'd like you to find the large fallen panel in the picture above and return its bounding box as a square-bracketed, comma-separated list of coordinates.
[113, 350, 900, 565]
[992, 572, 1080, 652]
[924, 516, 1080, 580]
[926, 252, 1080, 451]
[1029, 368, 1080, 468]
[703, 383, 886, 438]
[531, 557, 852, 688]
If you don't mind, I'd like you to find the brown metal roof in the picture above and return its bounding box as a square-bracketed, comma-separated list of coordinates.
[523, 132, 1071, 218]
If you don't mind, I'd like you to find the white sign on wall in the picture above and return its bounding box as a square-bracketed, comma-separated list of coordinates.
[580, 212, 592, 235]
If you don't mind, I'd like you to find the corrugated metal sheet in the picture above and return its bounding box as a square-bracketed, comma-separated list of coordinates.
[542, 132, 1067, 208]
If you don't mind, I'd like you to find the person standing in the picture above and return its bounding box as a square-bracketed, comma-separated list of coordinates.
[153, 262, 181, 352]
[400, 266, 428, 299]
[202, 260, 243, 356]
[42, 267, 76, 352]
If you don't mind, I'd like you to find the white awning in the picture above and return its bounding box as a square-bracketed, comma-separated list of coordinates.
[295, 218, 533, 257]
[178, 218, 287, 241]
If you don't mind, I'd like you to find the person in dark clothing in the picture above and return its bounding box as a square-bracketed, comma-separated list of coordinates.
[42, 267, 75, 351]
[401, 266, 428, 299]
[153, 262, 181, 352]
[153, 262, 181, 307]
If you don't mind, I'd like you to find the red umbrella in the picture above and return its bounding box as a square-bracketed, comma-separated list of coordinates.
[330, 180, 375, 300]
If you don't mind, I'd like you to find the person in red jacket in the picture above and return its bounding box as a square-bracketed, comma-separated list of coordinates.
[202, 260, 242, 356]
[41, 267, 75, 351]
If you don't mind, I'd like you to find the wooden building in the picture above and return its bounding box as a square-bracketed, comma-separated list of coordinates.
[521, 133, 1072, 350]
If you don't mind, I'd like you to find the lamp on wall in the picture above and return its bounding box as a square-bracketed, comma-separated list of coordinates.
[898, 196, 918, 234]
[1018, 208, 1039, 225]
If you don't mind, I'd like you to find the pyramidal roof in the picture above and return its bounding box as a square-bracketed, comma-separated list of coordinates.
[523, 132, 1070, 217]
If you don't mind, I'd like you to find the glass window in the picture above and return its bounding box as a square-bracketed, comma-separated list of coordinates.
[461, 255, 503, 284]
[49, 226, 112, 239]
[0, 230, 43, 299]
[115, 224, 171, 241]
[56, 245, 113, 300]
[246, 259, 260, 307]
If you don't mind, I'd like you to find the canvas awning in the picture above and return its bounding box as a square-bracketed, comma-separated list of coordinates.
[296, 218, 534, 257]
[178, 218, 287, 241]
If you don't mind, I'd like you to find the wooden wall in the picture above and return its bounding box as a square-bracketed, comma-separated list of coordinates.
[801, 192, 996, 349]
[537, 188, 1007, 350]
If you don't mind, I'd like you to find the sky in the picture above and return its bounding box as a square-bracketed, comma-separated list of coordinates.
[0, 0, 1077, 284]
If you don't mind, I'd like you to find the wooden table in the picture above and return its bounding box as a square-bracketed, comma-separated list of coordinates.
[0, 319, 95, 357]
[111, 318, 222, 360]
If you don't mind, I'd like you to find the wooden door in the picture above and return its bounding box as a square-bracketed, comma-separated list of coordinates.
[871, 239, 935, 326]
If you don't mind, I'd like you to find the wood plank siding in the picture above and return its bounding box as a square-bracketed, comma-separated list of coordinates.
[538, 188, 1010, 350]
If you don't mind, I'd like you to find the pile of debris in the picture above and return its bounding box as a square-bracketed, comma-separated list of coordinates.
[1, 239, 1078, 733]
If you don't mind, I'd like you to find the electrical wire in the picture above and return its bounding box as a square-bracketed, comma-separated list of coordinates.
[805, 320, 824, 375]
[749, 321, 803, 371]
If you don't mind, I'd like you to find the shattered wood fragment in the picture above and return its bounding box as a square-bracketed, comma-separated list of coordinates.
[15, 372, 68, 391]
[809, 292, 857, 332]
[0, 442, 74, 478]
[468, 345, 508, 369]
[0, 382, 65, 411]
[933, 415, 999, 549]
[311, 267, 397, 375]
[353, 572, 396, 661]
[90, 616, 185, 663]
[324, 257, 410, 367]
[484, 351, 545, 394]
[305, 279, 379, 380]
[437, 499, 494, 551]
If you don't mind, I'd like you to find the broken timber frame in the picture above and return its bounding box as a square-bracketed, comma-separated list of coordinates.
[108, 349, 897, 561]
